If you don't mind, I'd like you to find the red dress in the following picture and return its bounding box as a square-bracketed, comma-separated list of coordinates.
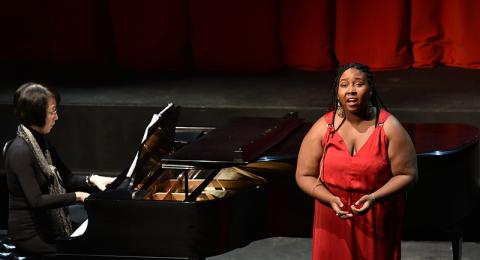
[312, 109, 406, 260]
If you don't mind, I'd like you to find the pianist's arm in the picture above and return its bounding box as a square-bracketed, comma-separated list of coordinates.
[50, 145, 114, 192]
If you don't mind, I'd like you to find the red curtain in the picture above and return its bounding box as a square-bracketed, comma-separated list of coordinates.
[335, 0, 411, 70]
[1, 0, 479, 72]
[0, 1, 112, 65]
[0, 2, 49, 62]
[47, 0, 112, 65]
[190, 0, 279, 72]
[109, 0, 189, 71]
[280, 0, 335, 70]
[411, 0, 480, 69]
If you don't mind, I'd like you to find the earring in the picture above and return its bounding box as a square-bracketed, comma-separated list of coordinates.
[368, 105, 375, 119]
[337, 101, 345, 118]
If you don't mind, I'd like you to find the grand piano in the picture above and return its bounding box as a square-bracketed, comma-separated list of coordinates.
[57, 105, 313, 260]
[55, 106, 479, 260]
[402, 123, 479, 260]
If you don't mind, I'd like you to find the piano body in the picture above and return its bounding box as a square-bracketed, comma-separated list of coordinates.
[402, 123, 479, 260]
[57, 108, 313, 260]
[56, 106, 479, 260]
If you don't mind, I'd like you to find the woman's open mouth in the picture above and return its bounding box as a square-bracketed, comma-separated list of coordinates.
[346, 98, 359, 106]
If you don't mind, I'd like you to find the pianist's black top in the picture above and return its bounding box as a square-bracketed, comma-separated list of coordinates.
[4, 128, 89, 242]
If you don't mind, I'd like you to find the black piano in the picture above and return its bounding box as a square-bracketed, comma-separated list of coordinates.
[57, 106, 313, 260]
[402, 123, 479, 260]
[55, 106, 479, 260]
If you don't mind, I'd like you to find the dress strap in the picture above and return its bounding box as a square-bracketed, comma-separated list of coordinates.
[376, 109, 391, 126]
[318, 111, 335, 185]
[324, 111, 335, 129]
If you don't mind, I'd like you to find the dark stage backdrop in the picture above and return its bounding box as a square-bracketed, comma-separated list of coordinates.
[0, 0, 479, 72]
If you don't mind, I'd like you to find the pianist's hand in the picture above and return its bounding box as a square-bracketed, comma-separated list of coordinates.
[89, 174, 115, 191]
[75, 192, 90, 203]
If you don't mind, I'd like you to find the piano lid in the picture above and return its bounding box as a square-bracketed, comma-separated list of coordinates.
[107, 103, 180, 190]
[404, 123, 479, 156]
[162, 112, 303, 168]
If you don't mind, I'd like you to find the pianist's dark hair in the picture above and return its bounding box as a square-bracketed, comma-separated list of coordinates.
[329, 63, 388, 127]
[14, 82, 60, 127]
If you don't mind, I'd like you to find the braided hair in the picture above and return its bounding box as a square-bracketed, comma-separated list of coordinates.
[329, 63, 388, 126]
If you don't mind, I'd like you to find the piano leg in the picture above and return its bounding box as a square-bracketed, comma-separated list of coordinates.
[450, 220, 464, 260]
[452, 233, 462, 260]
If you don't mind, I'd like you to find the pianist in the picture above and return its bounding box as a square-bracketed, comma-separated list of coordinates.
[296, 63, 418, 260]
[4, 83, 114, 256]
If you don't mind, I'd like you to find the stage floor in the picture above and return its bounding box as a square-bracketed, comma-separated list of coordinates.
[207, 237, 480, 260]
[1, 66, 480, 127]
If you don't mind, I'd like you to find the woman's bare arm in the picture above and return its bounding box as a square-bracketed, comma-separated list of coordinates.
[352, 115, 418, 214]
[377, 115, 418, 197]
[296, 116, 353, 218]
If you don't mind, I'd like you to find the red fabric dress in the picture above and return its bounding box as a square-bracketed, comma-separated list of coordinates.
[312, 109, 406, 260]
